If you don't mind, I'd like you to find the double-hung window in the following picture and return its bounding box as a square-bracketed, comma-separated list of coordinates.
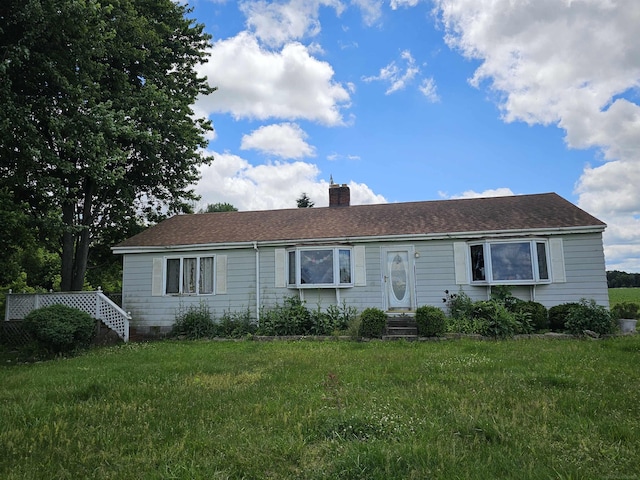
[287, 247, 353, 287]
[469, 240, 550, 284]
[165, 256, 215, 294]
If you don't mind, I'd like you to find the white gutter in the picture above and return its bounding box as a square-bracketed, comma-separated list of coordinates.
[112, 225, 605, 255]
[254, 241, 260, 325]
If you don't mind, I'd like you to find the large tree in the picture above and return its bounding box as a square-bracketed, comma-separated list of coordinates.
[0, 0, 214, 290]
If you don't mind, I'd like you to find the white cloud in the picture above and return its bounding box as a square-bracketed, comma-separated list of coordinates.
[440, 187, 515, 199]
[363, 49, 420, 94]
[390, 0, 420, 9]
[434, 0, 640, 270]
[240, 0, 345, 48]
[240, 123, 316, 159]
[419, 77, 439, 102]
[195, 151, 386, 211]
[326, 152, 361, 161]
[195, 32, 351, 125]
[350, 0, 383, 26]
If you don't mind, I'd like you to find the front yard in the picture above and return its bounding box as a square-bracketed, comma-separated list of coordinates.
[1, 336, 639, 479]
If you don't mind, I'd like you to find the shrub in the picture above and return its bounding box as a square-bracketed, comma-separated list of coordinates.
[415, 305, 446, 337]
[443, 289, 474, 319]
[217, 308, 256, 338]
[22, 304, 95, 354]
[548, 303, 581, 332]
[358, 308, 387, 338]
[326, 302, 359, 333]
[564, 299, 616, 336]
[257, 296, 311, 336]
[490, 285, 520, 311]
[611, 302, 640, 320]
[445, 316, 482, 334]
[471, 300, 519, 338]
[171, 303, 215, 339]
[512, 301, 549, 332]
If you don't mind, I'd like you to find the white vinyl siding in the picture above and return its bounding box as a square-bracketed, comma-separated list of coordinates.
[121, 232, 607, 331]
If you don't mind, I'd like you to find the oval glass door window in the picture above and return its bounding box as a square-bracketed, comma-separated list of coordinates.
[390, 253, 408, 302]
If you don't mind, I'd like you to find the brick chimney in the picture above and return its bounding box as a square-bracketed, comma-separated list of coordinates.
[329, 182, 350, 207]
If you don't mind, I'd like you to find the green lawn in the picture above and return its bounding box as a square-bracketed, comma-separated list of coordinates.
[2, 338, 640, 479]
[610, 287, 640, 307]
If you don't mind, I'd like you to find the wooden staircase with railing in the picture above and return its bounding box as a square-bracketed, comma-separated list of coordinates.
[383, 315, 418, 340]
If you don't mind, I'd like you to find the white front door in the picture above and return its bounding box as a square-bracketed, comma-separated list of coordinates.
[383, 247, 415, 311]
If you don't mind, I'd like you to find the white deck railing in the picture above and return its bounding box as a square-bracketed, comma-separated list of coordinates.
[4, 290, 130, 342]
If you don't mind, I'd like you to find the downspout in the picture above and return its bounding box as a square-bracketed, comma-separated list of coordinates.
[254, 242, 260, 325]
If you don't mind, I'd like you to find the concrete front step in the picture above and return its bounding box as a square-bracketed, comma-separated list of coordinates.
[385, 315, 418, 339]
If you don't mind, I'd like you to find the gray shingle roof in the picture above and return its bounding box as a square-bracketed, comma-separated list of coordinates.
[115, 193, 606, 249]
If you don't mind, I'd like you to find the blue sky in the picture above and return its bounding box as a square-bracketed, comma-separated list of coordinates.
[186, 0, 640, 272]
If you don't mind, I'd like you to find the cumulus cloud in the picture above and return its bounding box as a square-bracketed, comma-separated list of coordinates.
[195, 152, 386, 211]
[390, 0, 420, 8]
[419, 77, 439, 102]
[240, 0, 345, 48]
[195, 32, 351, 125]
[363, 50, 420, 94]
[439, 187, 515, 199]
[434, 0, 640, 271]
[350, 0, 384, 26]
[240, 123, 316, 159]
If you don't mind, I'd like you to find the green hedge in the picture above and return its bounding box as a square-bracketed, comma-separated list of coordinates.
[415, 305, 446, 337]
[358, 308, 387, 338]
[22, 304, 95, 354]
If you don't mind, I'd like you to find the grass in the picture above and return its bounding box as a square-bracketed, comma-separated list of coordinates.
[610, 287, 640, 307]
[2, 337, 640, 479]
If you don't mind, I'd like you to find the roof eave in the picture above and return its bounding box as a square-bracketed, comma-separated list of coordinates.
[112, 224, 605, 255]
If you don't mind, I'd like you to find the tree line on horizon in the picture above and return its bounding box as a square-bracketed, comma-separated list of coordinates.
[607, 270, 640, 288]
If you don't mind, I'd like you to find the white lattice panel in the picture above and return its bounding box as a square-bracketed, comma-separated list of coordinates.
[39, 293, 97, 314]
[6, 295, 36, 320]
[6, 292, 129, 341]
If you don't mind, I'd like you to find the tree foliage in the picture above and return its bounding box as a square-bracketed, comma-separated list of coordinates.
[296, 193, 315, 208]
[0, 0, 214, 290]
[607, 270, 640, 288]
[199, 202, 238, 213]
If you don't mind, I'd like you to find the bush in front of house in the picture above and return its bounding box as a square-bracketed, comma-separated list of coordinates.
[471, 300, 520, 338]
[443, 289, 474, 320]
[564, 299, 616, 336]
[415, 305, 446, 337]
[358, 307, 387, 338]
[511, 300, 549, 332]
[171, 302, 215, 339]
[22, 304, 95, 354]
[548, 303, 581, 332]
[257, 296, 312, 336]
[217, 308, 257, 338]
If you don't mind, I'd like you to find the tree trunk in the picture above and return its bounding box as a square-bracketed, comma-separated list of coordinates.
[61, 178, 96, 291]
[60, 202, 76, 291]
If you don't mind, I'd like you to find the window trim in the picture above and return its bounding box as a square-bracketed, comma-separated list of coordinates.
[468, 239, 551, 285]
[286, 246, 354, 288]
[164, 255, 216, 295]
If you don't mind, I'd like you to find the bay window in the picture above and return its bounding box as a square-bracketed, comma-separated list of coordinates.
[469, 240, 550, 284]
[287, 247, 353, 287]
[165, 256, 215, 294]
